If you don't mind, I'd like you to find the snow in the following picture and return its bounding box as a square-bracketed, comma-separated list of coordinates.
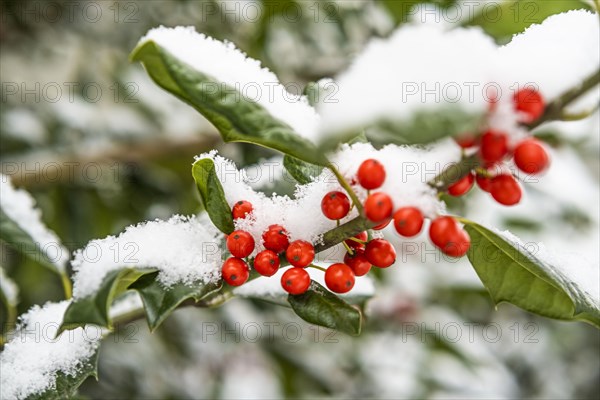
[0, 174, 69, 272]
[317, 23, 496, 137]
[0, 301, 101, 400]
[0, 266, 19, 305]
[498, 230, 600, 303]
[138, 26, 320, 141]
[71, 214, 222, 299]
[318, 10, 599, 139]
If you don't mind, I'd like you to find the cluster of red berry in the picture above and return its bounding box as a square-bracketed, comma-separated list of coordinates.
[452, 88, 550, 206]
[223, 200, 318, 294]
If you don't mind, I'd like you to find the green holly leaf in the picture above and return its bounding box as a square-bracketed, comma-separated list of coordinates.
[192, 158, 235, 234]
[288, 281, 362, 336]
[464, 220, 600, 328]
[0, 208, 65, 276]
[129, 272, 222, 331]
[28, 350, 99, 400]
[283, 155, 324, 185]
[130, 40, 328, 166]
[60, 269, 156, 333]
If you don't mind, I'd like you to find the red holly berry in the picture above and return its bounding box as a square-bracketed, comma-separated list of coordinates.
[344, 250, 372, 277]
[365, 192, 393, 223]
[226, 230, 255, 258]
[513, 139, 549, 174]
[454, 133, 478, 149]
[428, 217, 470, 257]
[232, 200, 253, 220]
[393, 207, 424, 237]
[285, 240, 315, 268]
[357, 159, 386, 190]
[262, 224, 289, 253]
[222, 257, 249, 286]
[479, 130, 509, 165]
[514, 88, 545, 123]
[281, 267, 311, 295]
[490, 174, 522, 206]
[321, 191, 351, 220]
[365, 238, 396, 268]
[325, 263, 355, 294]
[448, 172, 475, 197]
[344, 231, 368, 250]
[475, 174, 493, 192]
[253, 250, 280, 277]
[372, 219, 391, 230]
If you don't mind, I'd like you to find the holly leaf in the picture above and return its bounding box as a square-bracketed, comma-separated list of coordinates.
[28, 350, 99, 400]
[59, 268, 156, 333]
[131, 40, 328, 166]
[464, 220, 600, 328]
[0, 208, 65, 276]
[288, 281, 362, 335]
[283, 155, 324, 185]
[192, 158, 235, 234]
[129, 272, 222, 331]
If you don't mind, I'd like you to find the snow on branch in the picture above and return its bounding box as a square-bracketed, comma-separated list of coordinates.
[71, 214, 222, 299]
[138, 26, 320, 141]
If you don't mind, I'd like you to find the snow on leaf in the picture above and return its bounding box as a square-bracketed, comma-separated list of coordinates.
[0, 301, 101, 400]
[71, 214, 222, 299]
[318, 10, 599, 143]
[135, 26, 319, 142]
[0, 174, 69, 273]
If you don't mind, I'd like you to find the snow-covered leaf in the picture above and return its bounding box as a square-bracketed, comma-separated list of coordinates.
[60, 268, 155, 332]
[0, 302, 101, 400]
[464, 220, 600, 328]
[129, 272, 222, 331]
[28, 350, 99, 400]
[0, 266, 18, 330]
[288, 281, 362, 336]
[131, 26, 327, 166]
[0, 175, 68, 276]
[192, 158, 235, 234]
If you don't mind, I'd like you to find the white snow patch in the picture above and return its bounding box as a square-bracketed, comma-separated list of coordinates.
[318, 23, 496, 136]
[71, 214, 222, 299]
[0, 174, 69, 272]
[138, 26, 320, 141]
[0, 266, 19, 305]
[0, 301, 101, 399]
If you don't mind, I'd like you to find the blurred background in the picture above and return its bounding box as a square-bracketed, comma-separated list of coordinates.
[1, 0, 599, 398]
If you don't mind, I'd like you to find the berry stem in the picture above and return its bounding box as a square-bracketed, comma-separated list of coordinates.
[342, 240, 355, 255]
[328, 163, 364, 214]
[308, 264, 327, 272]
[347, 237, 367, 245]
